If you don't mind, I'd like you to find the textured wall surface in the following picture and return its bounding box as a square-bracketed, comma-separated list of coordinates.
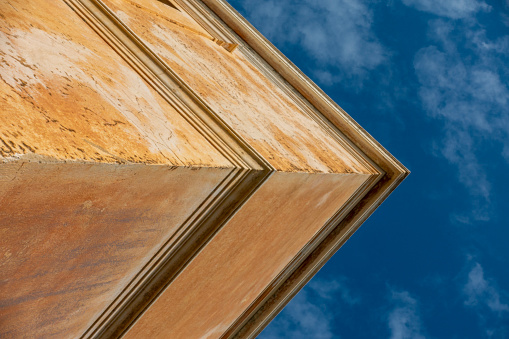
[0, 163, 231, 338]
[102, 0, 370, 174]
[0, 0, 230, 167]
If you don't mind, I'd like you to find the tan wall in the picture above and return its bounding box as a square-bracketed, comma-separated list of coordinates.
[0, 162, 231, 338]
[125, 171, 370, 338]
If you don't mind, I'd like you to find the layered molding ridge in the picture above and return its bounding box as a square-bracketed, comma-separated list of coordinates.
[58, 0, 277, 337]
[170, 1, 409, 338]
[0, 0, 407, 338]
[63, 0, 271, 171]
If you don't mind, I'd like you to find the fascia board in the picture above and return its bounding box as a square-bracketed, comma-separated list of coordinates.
[182, 1, 410, 337]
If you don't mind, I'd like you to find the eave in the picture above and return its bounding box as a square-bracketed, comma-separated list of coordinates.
[0, 0, 408, 337]
[184, 1, 410, 337]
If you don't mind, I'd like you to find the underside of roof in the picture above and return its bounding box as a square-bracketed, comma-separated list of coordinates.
[0, 0, 408, 338]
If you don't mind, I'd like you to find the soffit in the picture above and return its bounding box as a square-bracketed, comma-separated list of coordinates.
[0, 0, 407, 338]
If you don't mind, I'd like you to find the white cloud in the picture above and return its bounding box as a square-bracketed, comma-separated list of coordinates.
[413, 19, 509, 222]
[238, 0, 387, 84]
[463, 262, 509, 314]
[259, 288, 335, 339]
[309, 277, 361, 305]
[401, 0, 490, 19]
[259, 277, 360, 339]
[462, 262, 509, 337]
[387, 291, 427, 339]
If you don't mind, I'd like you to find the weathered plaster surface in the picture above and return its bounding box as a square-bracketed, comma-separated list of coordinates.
[102, 0, 371, 174]
[0, 161, 231, 338]
[0, 0, 231, 167]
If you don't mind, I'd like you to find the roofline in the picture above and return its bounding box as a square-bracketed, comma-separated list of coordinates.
[60, 1, 407, 337]
[191, 1, 409, 337]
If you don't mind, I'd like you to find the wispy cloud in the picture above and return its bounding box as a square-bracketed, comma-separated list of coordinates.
[237, 0, 387, 85]
[259, 289, 334, 339]
[259, 277, 360, 339]
[387, 290, 427, 339]
[413, 18, 509, 222]
[462, 261, 509, 337]
[309, 277, 361, 306]
[463, 262, 509, 314]
[401, 0, 490, 19]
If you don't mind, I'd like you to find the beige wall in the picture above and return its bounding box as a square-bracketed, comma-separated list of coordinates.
[125, 171, 371, 339]
[0, 162, 232, 338]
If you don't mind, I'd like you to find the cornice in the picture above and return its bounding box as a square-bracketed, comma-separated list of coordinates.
[60, 1, 275, 337]
[59, 0, 407, 338]
[220, 170, 381, 339]
[174, 1, 409, 337]
[194, 0, 409, 177]
[230, 171, 407, 339]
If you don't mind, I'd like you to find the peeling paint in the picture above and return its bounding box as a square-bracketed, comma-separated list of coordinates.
[0, 0, 231, 167]
[101, 0, 371, 174]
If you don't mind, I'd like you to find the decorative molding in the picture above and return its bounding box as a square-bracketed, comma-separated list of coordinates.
[60, 0, 408, 338]
[173, 1, 409, 337]
[63, 0, 271, 171]
[60, 1, 276, 338]
[82, 167, 272, 338]
[220, 171, 382, 339]
[196, 0, 408, 177]
[232, 173, 407, 339]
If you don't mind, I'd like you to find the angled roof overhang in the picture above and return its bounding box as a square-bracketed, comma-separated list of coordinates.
[0, 0, 408, 338]
[191, 1, 410, 337]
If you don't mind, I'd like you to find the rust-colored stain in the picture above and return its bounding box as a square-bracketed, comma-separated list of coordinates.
[0, 161, 231, 338]
[102, 0, 371, 174]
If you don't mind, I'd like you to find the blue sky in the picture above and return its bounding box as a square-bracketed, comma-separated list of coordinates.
[226, 0, 509, 338]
